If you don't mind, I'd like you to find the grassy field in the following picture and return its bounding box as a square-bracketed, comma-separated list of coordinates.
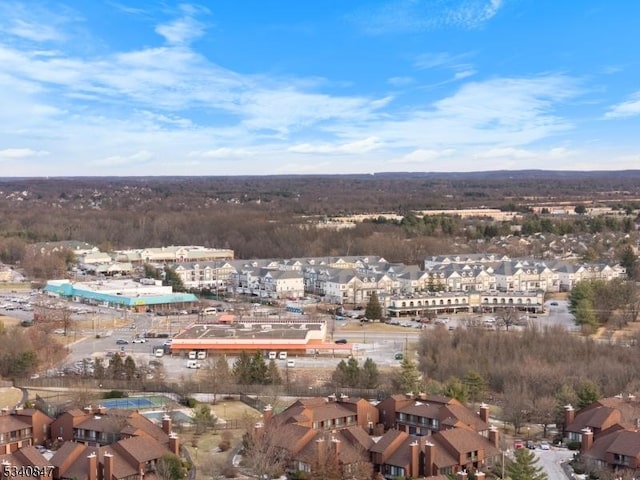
[0, 388, 23, 408]
[338, 321, 419, 333]
[182, 400, 260, 479]
[0, 315, 21, 327]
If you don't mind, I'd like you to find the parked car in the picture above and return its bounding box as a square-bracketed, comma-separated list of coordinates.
[550, 301, 559, 306]
[539, 441, 550, 450]
[116, 339, 128, 345]
[132, 338, 146, 344]
[334, 339, 348, 344]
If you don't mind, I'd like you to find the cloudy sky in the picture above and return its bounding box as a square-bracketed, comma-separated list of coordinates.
[1, 0, 639, 176]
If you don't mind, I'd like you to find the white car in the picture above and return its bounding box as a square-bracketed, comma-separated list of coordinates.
[539, 441, 550, 450]
[132, 338, 146, 344]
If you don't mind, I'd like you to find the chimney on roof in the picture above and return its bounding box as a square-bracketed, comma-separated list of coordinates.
[581, 428, 593, 453]
[457, 469, 468, 480]
[13, 406, 23, 415]
[628, 394, 636, 403]
[339, 393, 349, 402]
[97, 405, 107, 415]
[104, 453, 113, 480]
[424, 441, 434, 477]
[479, 403, 489, 423]
[488, 425, 500, 448]
[405, 392, 414, 400]
[476, 471, 486, 480]
[331, 437, 341, 457]
[162, 414, 172, 435]
[84, 406, 92, 414]
[169, 433, 180, 456]
[564, 405, 575, 428]
[263, 404, 273, 423]
[87, 453, 97, 480]
[253, 421, 264, 438]
[315, 437, 326, 463]
[418, 392, 428, 401]
[328, 394, 337, 403]
[410, 441, 419, 478]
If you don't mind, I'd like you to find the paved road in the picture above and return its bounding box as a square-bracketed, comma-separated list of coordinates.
[534, 447, 575, 480]
[37, 298, 583, 380]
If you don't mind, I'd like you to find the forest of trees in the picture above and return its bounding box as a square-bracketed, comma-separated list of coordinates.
[0, 175, 639, 270]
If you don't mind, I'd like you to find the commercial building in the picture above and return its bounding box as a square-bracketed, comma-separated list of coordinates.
[43, 279, 198, 313]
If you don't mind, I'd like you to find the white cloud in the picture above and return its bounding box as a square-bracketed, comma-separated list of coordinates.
[289, 137, 383, 154]
[345, 75, 580, 151]
[604, 92, 640, 119]
[189, 148, 251, 159]
[394, 148, 457, 164]
[414, 51, 476, 82]
[475, 147, 535, 159]
[0, 2, 78, 44]
[453, 69, 476, 80]
[414, 51, 469, 70]
[0, 148, 49, 159]
[93, 150, 153, 167]
[7, 19, 65, 42]
[352, 0, 504, 34]
[156, 17, 204, 46]
[388, 76, 415, 87]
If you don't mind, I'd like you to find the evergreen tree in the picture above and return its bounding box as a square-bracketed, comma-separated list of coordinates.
[123, 355, 136, 380]
[250, 351, 268, 384]
[506, 447, 548, 480]
[394, 358, 423, 394]
[265, 359, 282, 385]
[360, 358, 379, 389]
[576, 380, 600, 409]
[462, 370, 487, 403]
[233, 351, 253, 385]
[157, 453, 186, 480]
[365, 291, 383, 320]
[108, 354, 125, 380]
[143, 263, 161, 279]
[191, 404, 217, 434]
[332, 358, 361, 388]
[163, 266, 185, 292]
[93, 357, 105, 380]
[443, 376, 469, 403]
[619, 244, 639, 280]
[554, 384, 577, 427]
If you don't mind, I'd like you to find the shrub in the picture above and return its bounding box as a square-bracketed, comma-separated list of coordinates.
[567, 440, 582, 451]
[221, 465, 237, 478]
[103, 390, 128, 399]
[181, 396, 197, 408]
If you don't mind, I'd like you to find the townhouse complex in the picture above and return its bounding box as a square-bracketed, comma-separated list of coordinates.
[564, 394, 640, 473]
[0, 405, 182, 480]
[258, 393, 500, 479]
[39, 242, 626, 321]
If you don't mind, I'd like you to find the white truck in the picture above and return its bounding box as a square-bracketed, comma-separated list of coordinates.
[186, 360, 202, 369]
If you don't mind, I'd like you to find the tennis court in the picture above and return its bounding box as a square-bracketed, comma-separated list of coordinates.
[101, 395, 169, 410]
[143, 410, 193, 424]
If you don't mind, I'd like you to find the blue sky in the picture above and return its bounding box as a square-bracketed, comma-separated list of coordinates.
[1, 0, 639, 176]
